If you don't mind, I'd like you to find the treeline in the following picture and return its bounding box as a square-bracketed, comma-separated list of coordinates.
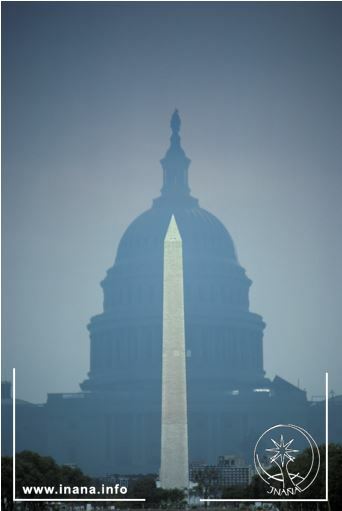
[1, 452, 185, 510]
[2, 451, 94, 509]
[2, 444, 342, 510]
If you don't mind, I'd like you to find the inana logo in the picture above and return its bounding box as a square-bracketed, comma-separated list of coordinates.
[254, 424, 320, 497]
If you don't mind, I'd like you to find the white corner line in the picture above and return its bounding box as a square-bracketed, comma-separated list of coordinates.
[201, 371, 329, 503]
[11, 368, 146, 503]
[12, 368, 16, 503]
[14, 499, 146, 502]
[200, 499, 329, 502]
[325, 371, 329, 501]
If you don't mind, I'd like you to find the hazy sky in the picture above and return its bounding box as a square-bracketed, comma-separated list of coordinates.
[2, 2, 342, 403]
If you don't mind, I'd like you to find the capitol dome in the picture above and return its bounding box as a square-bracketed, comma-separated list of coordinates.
[81, 110, 265, 404]
[115, 204, 238, 267]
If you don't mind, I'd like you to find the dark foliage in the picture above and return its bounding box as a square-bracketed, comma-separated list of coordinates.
[2, 451, 94, 510]
[221, 444, 342, 510]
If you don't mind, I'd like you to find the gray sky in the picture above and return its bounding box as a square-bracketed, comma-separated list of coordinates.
[2, 2, 342, 403]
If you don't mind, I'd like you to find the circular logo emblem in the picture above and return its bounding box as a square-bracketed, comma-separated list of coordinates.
[254, 424, 320, 497]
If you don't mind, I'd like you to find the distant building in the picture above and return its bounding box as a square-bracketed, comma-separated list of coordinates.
[102, 474, 137, 488]
[2, 112, 342, 476]
[217, 455, 252, 487]
[190, 455, 251, 488]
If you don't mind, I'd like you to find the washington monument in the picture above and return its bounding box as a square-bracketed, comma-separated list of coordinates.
[160, 215, 189, 489]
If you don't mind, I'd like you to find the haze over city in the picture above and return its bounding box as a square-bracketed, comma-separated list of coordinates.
[2, 2, 342, 403]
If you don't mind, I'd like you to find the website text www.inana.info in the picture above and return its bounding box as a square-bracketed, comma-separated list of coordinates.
[21, 484, 128, 496]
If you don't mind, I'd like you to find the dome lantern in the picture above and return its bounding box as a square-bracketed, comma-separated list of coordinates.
[160, 109, 191, 199]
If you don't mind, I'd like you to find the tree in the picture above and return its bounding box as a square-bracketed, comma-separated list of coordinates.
[221, 485, 249, 499]
[158, 488, 186, 508]
[1, 456, 14, 511]
[248, 444, 342, 510]
[1, 451, 94, 510]
[191, 466, 220, 506]
[127, 477, 186, 509]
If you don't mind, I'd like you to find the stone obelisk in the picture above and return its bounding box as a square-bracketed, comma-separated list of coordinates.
[160, 215, 189, 489]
